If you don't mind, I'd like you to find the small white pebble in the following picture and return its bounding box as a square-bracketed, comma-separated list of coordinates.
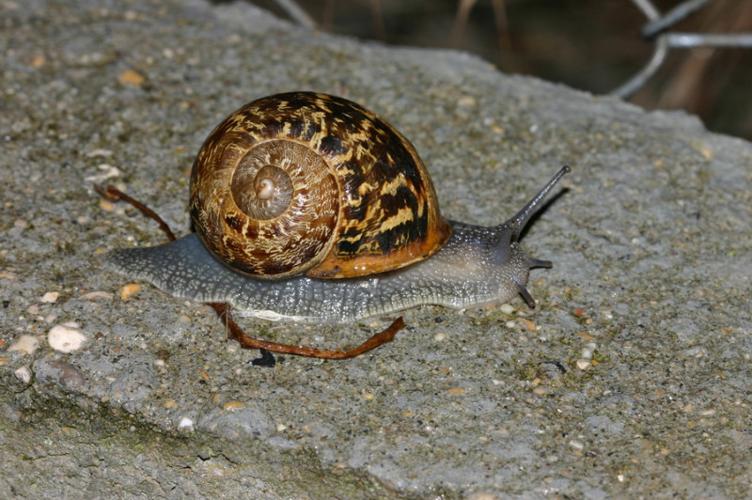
[500, 304, 515, 315]
[466, 493, 496, 500]
[8, 334, 40, 355]
[457, 95, 476, 108]
[433, 332, 446, 342]
[0, 270, 18, 281]
[80, 291, 113, 301]
[505, 320, 516, 329]
[617, 474, 625, 482]
[154, 359, 165, 367]
[41, 291, 59, 303]
[178, 417, 194, 431]
[48, 323, 87, 352]
[84, 163, 121, 183]
[276, 423, 287, 432]
[14, 366, 32, 384]
[576, 359, 591, 370]
[581, 342, 597, 359]
[569, 439, 584, 451]
[86, 148, 113, 158]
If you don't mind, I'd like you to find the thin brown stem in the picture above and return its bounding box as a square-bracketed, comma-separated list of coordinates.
[95, 184, 176, 241]
[211, 303, 404, 360]
[96, 184, 406, 360]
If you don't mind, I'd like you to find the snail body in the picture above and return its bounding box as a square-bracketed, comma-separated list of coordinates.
[107, 92, 568, 325]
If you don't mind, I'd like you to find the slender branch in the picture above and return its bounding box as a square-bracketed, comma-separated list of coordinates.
[611, 35, 668, 98]
[615, 0, 752, 98]
[642, 0, 708, 38]
[665, 32, 752, 48]
[213, 303, 405, 360]
[273, 0, 316, 29]
[630, 0, 660, 21]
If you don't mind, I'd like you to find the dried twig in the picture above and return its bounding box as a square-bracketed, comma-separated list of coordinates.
[273, 0, 315, 29]
[614, 0, 752, 98]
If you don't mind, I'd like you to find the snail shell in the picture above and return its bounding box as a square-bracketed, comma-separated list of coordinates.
[106, 92, 569, 323]
[190, 92, 451, 279]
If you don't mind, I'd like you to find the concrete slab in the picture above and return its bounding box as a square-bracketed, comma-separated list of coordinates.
[1, 0, 750, 497]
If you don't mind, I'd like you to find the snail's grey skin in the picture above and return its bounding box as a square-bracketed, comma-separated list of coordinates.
[106, 166, 568, 324]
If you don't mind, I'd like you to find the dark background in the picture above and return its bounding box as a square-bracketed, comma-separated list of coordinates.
[222, 0, 752, 140]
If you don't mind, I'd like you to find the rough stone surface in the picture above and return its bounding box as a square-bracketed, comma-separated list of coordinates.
[1, 0, 751, 498]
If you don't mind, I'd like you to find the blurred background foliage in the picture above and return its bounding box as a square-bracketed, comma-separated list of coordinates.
[226, 0, 752, 140]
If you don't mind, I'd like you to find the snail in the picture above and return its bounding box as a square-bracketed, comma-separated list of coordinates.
[98, 91, 569, 363]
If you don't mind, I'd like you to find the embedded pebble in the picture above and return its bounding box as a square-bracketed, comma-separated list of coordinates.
[99, 199, 115, 212]
[119, 283, 141, 301]
[0, 271, 18, 281]
[457, 95, 476, 108]
[80, 291, 114, 301]
[14, 366, 32, 384]
[41, 291, 59, 303]
[48, 322, 87, 352]
[500, 304, 515, 315]
[569, 439, 585, 451]
[178, 417, 194, 431]
[505, 320, 516, 329]
[8, 334, 40, 355]
[118, 68, 145, 87]
[433, 332, 446, 342]
[581, 342, 597, 360]
[223, 401, 245, 411]
[85, 163, 122, 183]
[30, 53, 46, 68]
[576, 359, 591, 370]
[467, 493, 496, 500]
[86, 148, 113, 158]
[519, 319, 537, 332]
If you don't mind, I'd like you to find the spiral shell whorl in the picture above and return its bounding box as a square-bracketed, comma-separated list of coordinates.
[190, 92, 451, 279]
